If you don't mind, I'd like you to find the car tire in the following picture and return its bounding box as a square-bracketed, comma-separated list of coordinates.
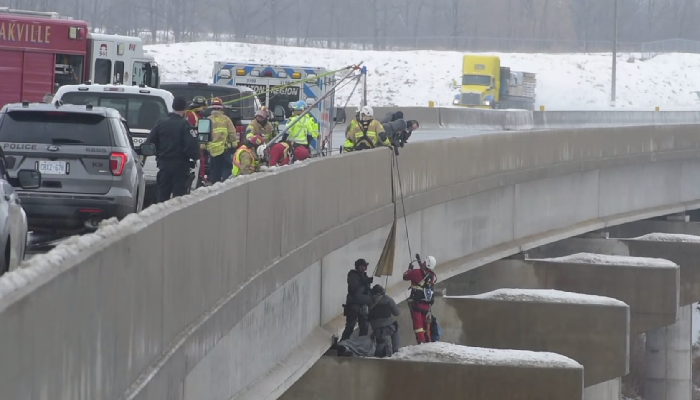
[135, 189, 143, 214]
[0, 240, 10, 276]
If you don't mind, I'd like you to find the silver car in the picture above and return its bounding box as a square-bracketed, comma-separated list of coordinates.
[0, 102, 154, 233]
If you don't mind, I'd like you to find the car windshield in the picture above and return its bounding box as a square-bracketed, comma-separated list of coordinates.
[59, 92, 168, 130]
[0, 111, 111, 146]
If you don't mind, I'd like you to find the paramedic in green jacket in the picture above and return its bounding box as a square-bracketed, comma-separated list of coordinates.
[282, 100, 319, 152]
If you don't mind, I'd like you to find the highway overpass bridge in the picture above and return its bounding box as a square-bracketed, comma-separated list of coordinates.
[2, 113, 700, 400]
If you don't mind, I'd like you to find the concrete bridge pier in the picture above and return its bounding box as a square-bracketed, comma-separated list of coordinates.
[645, 304, 693, 400]
[525, 230, 700, 400]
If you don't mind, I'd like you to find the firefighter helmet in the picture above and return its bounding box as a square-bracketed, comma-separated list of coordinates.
[424, 256, 437, 269]
[248, 134, 264, 147]
[210, 97, 224, 109]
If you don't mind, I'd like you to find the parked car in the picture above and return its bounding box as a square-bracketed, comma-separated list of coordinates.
[0, 102, 154, 234]
[52, 83, 190, 206]
[0, 148, 42, 275]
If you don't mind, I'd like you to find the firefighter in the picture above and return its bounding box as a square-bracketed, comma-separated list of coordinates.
[343, 106, 391, 152]
[206, 97, 238, 183]
[185, 96, 209, 185]
[403, 255, 438, 344]
[344, 106, 361, 139]
[282, 100, 318, 151]
[232, 134, 264, 177]
[246, 107, 275, 142]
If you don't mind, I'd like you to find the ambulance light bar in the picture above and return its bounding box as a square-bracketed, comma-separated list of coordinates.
[236, 69, 246, 76]
[307, 73, 317, 78]
[250, 70, 260, 77]
[278, 72, 287, 78]
[291, 72, 302, 79]
[218, 69, 232, 79]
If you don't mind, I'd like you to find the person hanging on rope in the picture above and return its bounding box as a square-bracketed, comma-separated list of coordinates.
[343, 106, 391, 152]
[403, 255, 438, 344]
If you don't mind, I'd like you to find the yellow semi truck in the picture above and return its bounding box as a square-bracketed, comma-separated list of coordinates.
[453, 55, 536, 111]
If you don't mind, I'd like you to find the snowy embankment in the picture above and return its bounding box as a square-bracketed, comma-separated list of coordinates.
[392, 342, 581, 369]
[537, 252, 678, 268]
[145, 41, 700, 110]
[456, 288, 627, 307]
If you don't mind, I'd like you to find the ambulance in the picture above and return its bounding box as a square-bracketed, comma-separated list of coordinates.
[212, 62, 336, 152]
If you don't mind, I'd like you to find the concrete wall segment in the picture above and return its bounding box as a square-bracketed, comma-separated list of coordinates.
[4, 123, 700, 399]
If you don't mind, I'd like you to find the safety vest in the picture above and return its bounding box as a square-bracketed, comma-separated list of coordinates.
[184, 110, 199, 127]
[232, 145, 256, 177]
[207, 113, 233, 157]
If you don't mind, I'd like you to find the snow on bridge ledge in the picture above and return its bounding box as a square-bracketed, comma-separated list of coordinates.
[535, 252, 678, 268]
[391, 342, 582, 369]
[451, 288, 627, 307]
[632, 232, 700, 243]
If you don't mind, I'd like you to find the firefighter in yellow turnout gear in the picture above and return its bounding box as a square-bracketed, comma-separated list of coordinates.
[232, 134, 265, 177]
[282, 100, 318, 151]
[344, 106, 390, 152]
[206, 97, 238, 182]
[246, 107, 275, 142]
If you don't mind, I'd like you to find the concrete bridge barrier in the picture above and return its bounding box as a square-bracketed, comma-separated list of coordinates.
[4, 123, 700, 400]
[339, 107, 700, 131]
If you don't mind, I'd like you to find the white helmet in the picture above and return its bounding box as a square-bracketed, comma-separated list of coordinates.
[360, 106, 374, 118]
[424, 255, 437, 269]
[256, 144, 267, 158]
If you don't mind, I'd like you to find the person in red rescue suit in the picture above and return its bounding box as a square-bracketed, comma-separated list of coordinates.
[403, 255, 438, 344]
[184, 96, 209, 185]
[267, 141, 311, 166]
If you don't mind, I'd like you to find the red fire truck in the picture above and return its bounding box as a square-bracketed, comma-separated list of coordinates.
[0, 8, 160, 108]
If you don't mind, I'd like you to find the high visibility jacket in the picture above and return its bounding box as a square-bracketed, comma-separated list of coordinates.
[207, 110, 237, 157]
[286, 114, 318, 146]
[232, 145, 256, 177]
[345, 119, 388, 151]
[345, 119, 359, 138]
[246, 119, 274, 142]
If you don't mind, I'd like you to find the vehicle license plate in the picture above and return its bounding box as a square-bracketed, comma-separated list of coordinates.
[38, 160, 67, 175]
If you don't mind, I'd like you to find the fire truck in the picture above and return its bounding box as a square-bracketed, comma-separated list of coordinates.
[212, 62, 336, 152]
[0, 8, 160, 108]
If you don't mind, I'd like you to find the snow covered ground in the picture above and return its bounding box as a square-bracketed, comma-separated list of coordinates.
[145, 41, 700, 110]
[535, 252, 678, 268]
[458, 288, 627, 307]
[392, 342, 581, 368]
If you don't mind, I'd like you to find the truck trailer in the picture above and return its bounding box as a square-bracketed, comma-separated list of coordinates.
[453, 55, 536, 111]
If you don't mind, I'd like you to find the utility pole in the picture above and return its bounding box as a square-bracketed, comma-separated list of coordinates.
[611, 0, 618, 106]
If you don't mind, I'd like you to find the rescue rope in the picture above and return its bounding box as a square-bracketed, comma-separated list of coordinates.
[393, 151, 413, 262]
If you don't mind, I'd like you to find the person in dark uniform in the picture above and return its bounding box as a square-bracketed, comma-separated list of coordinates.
[340, 258, 374, 341]
[145, 96, 200, 203]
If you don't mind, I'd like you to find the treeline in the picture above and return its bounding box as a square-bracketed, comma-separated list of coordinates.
[8, 0, 700, 53]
